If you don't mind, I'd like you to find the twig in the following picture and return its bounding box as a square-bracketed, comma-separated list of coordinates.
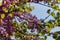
[32, 2, 52, 8]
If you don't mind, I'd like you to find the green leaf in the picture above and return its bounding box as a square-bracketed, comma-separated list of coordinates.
[53, 33, 58, 39]
[51, 4, 59, 10]
[56, 36, 60, 40]
[51, 12, 55, 17]
[57, 0, 60, 3]
[57, 12, 60, 17]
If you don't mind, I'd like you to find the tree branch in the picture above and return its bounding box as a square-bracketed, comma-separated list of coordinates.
[31, 2, 52, 8]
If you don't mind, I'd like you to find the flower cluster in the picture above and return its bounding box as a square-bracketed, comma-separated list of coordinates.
[0, 0, 60, 40]
[0, 0, 34, 40]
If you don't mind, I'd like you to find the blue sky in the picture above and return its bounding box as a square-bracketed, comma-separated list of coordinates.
[30, 3, 55, 22]
[30, 3, 60, 40]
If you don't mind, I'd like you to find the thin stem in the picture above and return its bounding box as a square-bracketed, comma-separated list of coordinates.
[32, 2, 60, 9]
[44, 14, 50, 21]
[32, 2, 52, 8]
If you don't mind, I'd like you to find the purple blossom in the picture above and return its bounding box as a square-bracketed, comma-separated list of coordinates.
[4, 37, 11, 40]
